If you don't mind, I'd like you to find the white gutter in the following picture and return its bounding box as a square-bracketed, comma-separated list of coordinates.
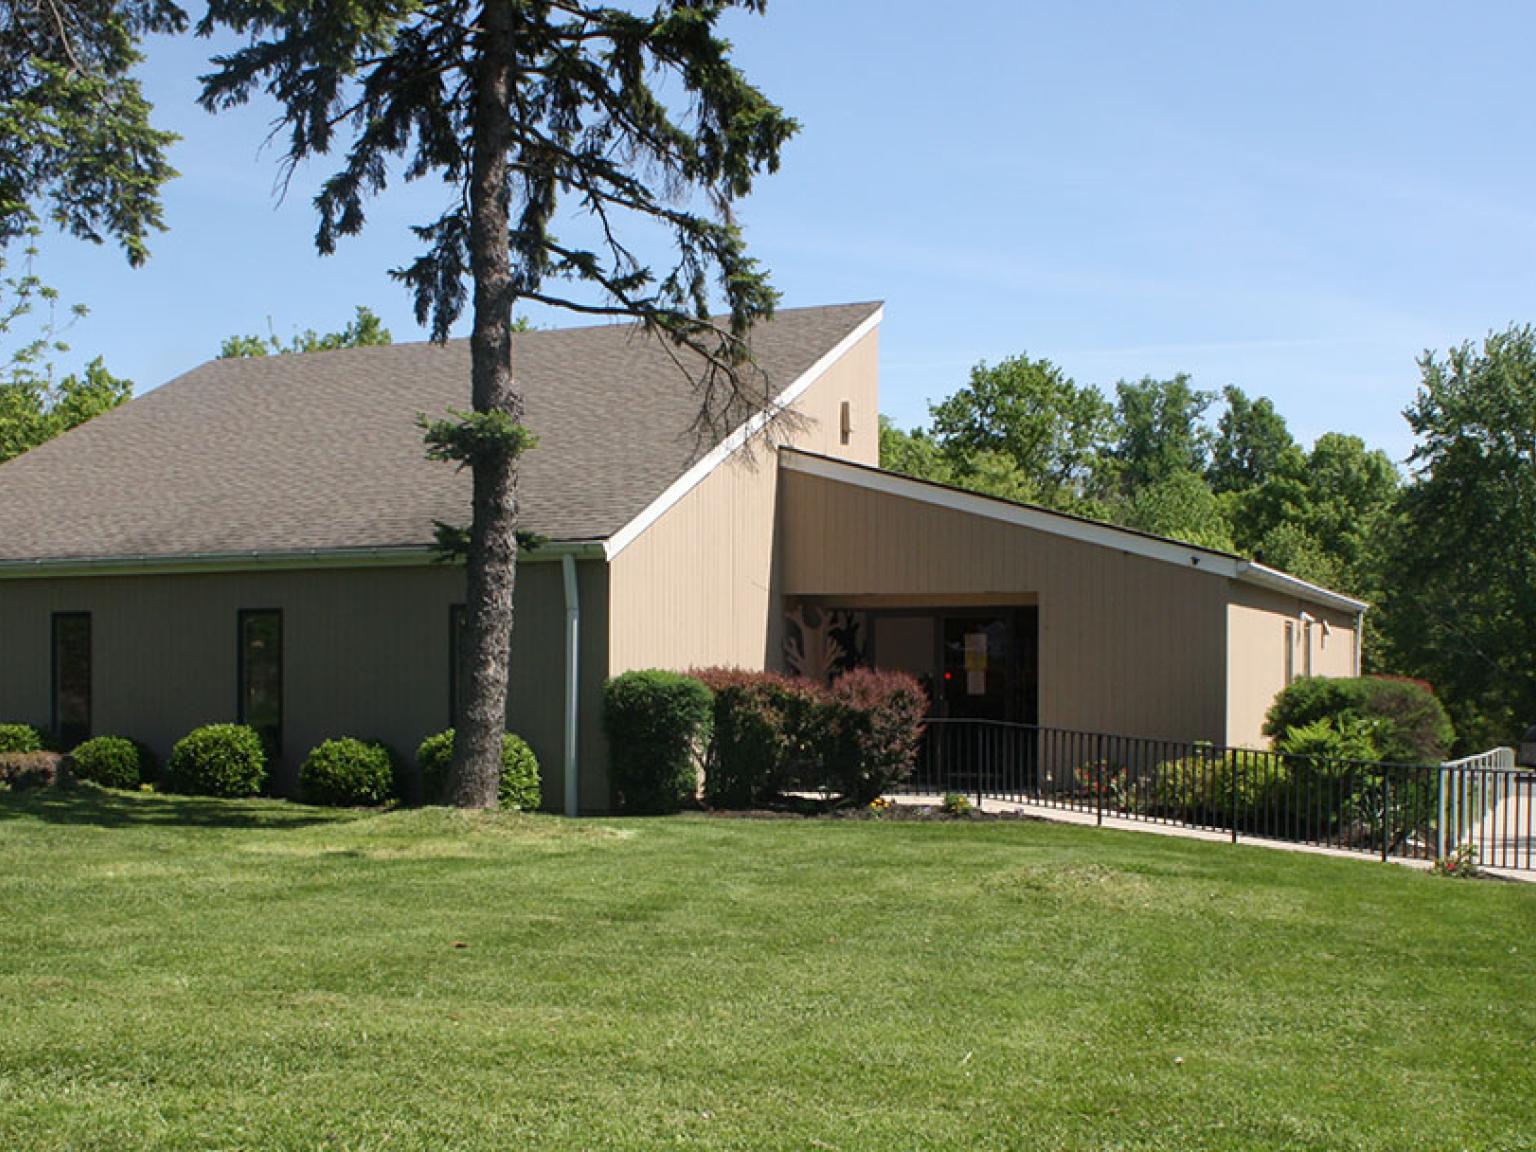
[0, 539, 607, 580]
[561, 552, 581, 818]
[1234, 560, 1371, 616]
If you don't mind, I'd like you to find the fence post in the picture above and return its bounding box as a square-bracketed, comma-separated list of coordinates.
[1381, 771, 1392, 863]
[1229, 747, 1239, 845]
[1095, 734, 1104, 827]
[1436, 763, 1448, 862]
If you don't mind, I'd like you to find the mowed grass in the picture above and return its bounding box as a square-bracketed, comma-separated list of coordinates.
[2, 790, 1535, 1151]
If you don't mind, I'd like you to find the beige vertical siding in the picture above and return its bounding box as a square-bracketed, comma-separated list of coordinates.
[0, 560, 608, 806]
[777, 470, 1230, 743]
[1224, 582, 1361, 748]
[607, 329, 879, 674]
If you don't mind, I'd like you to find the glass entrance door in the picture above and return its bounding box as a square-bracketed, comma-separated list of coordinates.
[867, 607, 1038, 724]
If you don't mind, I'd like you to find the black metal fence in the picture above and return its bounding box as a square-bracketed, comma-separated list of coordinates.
[901, 718, 1534, 869]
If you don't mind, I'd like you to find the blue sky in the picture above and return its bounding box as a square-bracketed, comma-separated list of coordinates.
[30, 0, 1536, 462]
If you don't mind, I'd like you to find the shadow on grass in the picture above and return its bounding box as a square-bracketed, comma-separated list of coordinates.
[0, 785, 344, 831]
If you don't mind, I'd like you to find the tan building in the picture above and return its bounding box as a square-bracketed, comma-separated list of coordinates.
[0, 302, 1364, 812]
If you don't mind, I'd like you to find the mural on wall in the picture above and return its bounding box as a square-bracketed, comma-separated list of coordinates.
[783, 604, 866, 682]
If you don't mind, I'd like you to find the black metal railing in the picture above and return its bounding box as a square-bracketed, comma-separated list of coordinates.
[899, 718, 1534, 867]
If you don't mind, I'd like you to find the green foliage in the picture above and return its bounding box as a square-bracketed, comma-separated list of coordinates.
[415, 730, 542, 811]
[1380, 324, 1536, 747]
[1264, 676, 1453, 764]
[218, 305, 392, 359]
[822, 668, 929, 806]
[1275, 717, 1381, 765]
[0, 723, 44, 754]
[0, 0, 185, 264]
[1144, 749, 1282, 827]
[1431, 843, 1479, 879]
[166, 724, 268, 797]
[927, 355, 1112, 512]
[300, 738, 397, 807]
[1108, 375, 1214, 493]
[70, 736, 154, 790]
[420, 409, 537, 470]
[1121, 470, 1235, 551]
[0, 242, 133, 463]
[878, 417, 953, 488]
[693, 668, 824, 807]
[602, 671, 714, 814]
[941, 791, 973, 816]
[1208, 386, 1298, 494]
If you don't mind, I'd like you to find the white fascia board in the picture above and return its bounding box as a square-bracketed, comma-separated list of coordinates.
[0, 539, 606, 580]
[780, 450, 1244, 578]
[603, 306, 885, 561]
[1235, 561, 1370, 615]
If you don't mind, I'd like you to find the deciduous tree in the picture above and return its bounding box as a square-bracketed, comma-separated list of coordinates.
[1380, 326, 1536, 747]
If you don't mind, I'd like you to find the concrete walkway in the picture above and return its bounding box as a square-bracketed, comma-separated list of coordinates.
[890, 792, 1536, 884]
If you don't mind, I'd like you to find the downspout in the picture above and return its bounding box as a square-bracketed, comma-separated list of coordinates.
[561, 553, 581, 818]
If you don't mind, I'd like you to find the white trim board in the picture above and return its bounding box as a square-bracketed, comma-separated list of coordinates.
[780, 450, 1369, 616]
[603, 305, 884, 561]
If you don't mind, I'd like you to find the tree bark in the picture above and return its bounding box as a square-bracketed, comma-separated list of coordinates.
[450, 0, 520, 808]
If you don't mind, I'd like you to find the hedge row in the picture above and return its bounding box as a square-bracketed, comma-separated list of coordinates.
[0, 721, 542, 810]
[602, 667, 928, 813]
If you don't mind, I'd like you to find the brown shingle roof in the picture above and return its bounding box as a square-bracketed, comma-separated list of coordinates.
[0, 302, 880, 563]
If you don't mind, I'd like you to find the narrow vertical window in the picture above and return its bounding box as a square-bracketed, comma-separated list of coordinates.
[449, 604, 467, 728]
[1303, 622, 1314, 678]
[51, 612, 91, 747]
[1283, 620, 1295, 685]
[238, 610, 283, 756]
[839, 400, 852, 446]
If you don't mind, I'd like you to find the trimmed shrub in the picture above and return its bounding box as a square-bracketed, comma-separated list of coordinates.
[0, 724, 44, 755]
[822, 668, 928, 806]
[603, 670, 713, 814]
[416, 729, 542, 810]
[1143, 748, 1288, 828]
[1264, 676, 1454, 764]
[692, 668, 824, 807]
[0, 751, 69, 790]
[166, 724, 268, 797]
[300, 738, 397, 807]
[71, 736, 155, 790]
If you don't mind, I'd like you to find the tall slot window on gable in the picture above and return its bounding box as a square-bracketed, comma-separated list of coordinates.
[448, 604, 467, 728]
[238, 610, 283, 757]
[1283, 620, 1296, 685]
[51, 612, 91, 747]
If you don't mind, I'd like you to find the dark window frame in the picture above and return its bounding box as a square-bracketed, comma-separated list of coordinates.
[237, 608, 284, 757]
[51, 611, 92, 746]
[448, 603, 466, 729]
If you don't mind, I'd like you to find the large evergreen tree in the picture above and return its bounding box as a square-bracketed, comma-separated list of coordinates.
[198, 0, 795, 806]
[0, 0, 185, 263]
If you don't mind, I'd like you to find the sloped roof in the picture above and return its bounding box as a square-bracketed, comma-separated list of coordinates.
[0, 302, 881, 565]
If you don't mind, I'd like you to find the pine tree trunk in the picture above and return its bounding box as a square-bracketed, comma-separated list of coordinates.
[450, 0, 520, 808]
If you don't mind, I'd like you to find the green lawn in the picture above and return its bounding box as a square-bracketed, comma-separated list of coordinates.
[2, 789, 1534, 1151]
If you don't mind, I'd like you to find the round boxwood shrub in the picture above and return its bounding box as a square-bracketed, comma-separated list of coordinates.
[416, 729, 541, 810]
[166, 724, 268, 797]
[602, 670, 713, 814]
[300, 738, 397, 807]
[71, 736, 156, 790]
[0, 724, 44, 755]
